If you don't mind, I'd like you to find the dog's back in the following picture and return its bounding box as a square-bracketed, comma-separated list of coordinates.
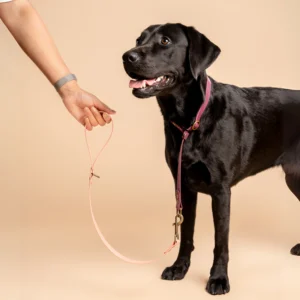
[219, 84, 300, 183]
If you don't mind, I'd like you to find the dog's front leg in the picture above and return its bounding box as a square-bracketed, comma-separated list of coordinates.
[206, 187, 231, 295]
[161, 186, 197, 281]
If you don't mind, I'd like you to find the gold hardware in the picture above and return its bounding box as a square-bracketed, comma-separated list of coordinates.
[173, 210, 184, 242]
[91, 172, 100, 179]
[192, 121, 200, 130]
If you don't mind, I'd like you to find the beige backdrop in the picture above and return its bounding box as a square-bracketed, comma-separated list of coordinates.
[1, 0, 299, 299]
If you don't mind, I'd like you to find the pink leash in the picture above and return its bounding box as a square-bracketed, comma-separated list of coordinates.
[84, 77, 212, 264]
[85, 120, 177, 264]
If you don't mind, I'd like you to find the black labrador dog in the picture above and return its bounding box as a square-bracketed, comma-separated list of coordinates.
[122, 23, 300, 295]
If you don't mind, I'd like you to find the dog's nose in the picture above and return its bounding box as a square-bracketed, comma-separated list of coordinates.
[123, 51, 139, 63]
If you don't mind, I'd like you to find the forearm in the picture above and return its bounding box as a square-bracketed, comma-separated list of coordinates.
[0, 0, 71, 85]
[0, 0, 115, 129]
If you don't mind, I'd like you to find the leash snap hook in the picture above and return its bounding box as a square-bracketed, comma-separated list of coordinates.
[173, 210, 184, 242]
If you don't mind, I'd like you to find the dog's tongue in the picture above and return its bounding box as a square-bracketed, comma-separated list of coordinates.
[129, 78, 156, 89]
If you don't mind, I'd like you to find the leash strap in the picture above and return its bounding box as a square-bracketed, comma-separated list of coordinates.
[85, 119, 178, 264]
[172, 77, 212, 212]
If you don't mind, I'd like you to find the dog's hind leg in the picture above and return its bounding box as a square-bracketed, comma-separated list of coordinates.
[161, 187, 197, 280]
[283, 173, 300, 256]
[282, 143, 300, 256]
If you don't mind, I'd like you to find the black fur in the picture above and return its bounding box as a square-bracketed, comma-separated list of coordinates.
[122, 23, 300, 295]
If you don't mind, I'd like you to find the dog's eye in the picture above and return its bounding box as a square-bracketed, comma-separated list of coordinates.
[136, 38, 140, 46]
[160, 37, 171, 46]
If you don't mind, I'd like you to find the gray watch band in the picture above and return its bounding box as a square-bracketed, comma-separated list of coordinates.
[54, 74, 77, 91]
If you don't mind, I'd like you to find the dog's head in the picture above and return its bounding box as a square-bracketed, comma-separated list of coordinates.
[122, 23, 221, 98]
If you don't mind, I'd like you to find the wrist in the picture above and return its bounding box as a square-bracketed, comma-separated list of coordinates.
[54, 73, 77, 91]
[58, 80, 80, 98]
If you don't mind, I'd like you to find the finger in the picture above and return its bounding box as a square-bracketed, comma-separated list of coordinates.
[102, 112, 112, 124]
[93, 99, 116, 114]
[91, 107, 106, 126]
[84, 107, 98, 127]
[85, 118, 93, 131]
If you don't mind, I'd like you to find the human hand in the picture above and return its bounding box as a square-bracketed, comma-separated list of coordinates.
[59, 81, 116, 131]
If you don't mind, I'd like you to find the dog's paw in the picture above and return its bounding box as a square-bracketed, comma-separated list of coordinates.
[161, 258, 190, 281]
[291, 244, 300, 256]
[206, 275, 230, 295]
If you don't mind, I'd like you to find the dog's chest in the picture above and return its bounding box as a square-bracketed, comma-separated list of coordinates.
[165, 131, 213, 192]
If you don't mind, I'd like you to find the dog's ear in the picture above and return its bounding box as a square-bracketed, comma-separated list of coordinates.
[185, 26, 221, 79]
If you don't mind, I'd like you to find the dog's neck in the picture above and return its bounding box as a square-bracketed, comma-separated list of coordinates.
[157, 73, 209, 129]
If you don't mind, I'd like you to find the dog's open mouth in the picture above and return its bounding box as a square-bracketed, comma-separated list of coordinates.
[129, 75, 174, 91]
